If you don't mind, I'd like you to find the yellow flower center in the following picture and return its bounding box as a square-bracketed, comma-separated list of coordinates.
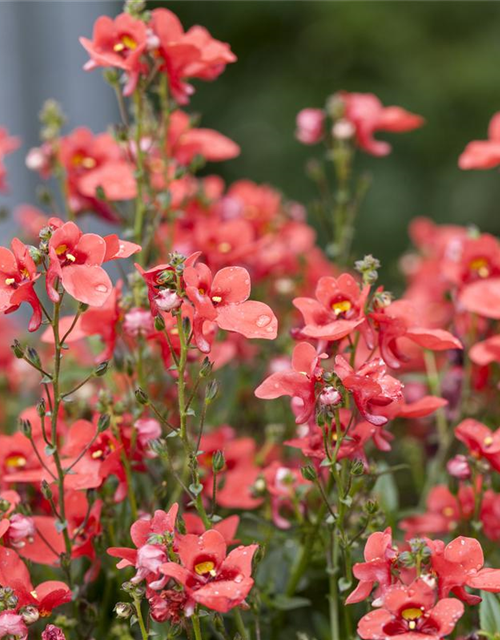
[402, 608, 423, 625]
[218, 242, 232, 254]
[195, 560, 216, 576]
[443, 506, 454, 517]
[5, 278, 15, 286]
[469, 257, 490, 278]
[113, 35, 137, 52]
[332, 300, 352, 316]
[484, 436, 494, 447]
[212, 295, 222, 303]
[5, 455, 27, 469]
[72, 154, 96, 169]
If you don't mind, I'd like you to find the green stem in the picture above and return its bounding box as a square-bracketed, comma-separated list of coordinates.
[233, 608, 248, 640]
[133, 89, 147, 247]
[191, 613, 203, 640]
[133, 596, 149, 640]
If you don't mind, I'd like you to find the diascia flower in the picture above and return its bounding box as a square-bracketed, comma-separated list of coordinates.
[293, 274, 369, 341]
[0, 238, 42, 332]
[341, 91, 424, 156]
[47, 218, 140, 306]
[58, 127, 137, 221]
[459, 112, 500, 170]
[334, 355, 403, 426]
[80, 13, 148, 95]
[160, 529, 258, 613]
[455, 418, 500, 472]
[357, 579, 464, 639]
[0, 127, 20, 192]
[346, 528, 397, 605]
[255, 342, 326, 424]
[150, 9, 236, 105]
[0, 547, 71, 615]
[183, 260, 278, 352]
[0, 612, 27, 640]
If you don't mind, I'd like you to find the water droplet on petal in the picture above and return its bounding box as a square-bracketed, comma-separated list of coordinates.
[95, 284, 108, 293]
[234, 574, 243, 583]
[256, 314, 271, 328]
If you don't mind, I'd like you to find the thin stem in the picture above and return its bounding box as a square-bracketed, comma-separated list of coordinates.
[233, 608, 248, 640]
[191, 613, 203, 640]
[133, 596, 149, 640]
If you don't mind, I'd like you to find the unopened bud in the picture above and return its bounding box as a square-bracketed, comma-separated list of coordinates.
[319, 386, 342, 407]
[154, 314, 166, 331]
[11, 340, 25, 359]
[20, 605, 39, 625]
[41, 480, 53, 500]
[301, 465, 317, 482]
[37, 399, 46, 417]
[135, 388, 149, 405]
[212, 450, 225, 474]
[98, 414, 111, 433]
[94, 361, 109, 377]
[114, 602, 133, 619]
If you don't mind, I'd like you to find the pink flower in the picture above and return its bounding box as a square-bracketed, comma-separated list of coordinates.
[446, 455, 471, 481]
[341, 91, 424, 156]
[7, 514, 35, 548]
[295, 108, 325, 145]
[134, 418, 161, 449]
[0, 613, 27, 640]
[41, 625, 66, 640]
[459, 112, 500, 169]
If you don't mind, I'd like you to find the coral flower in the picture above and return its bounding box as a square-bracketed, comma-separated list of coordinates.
[183, 261, 278, 352]
[47, 219, 138, 307]
[334, 355, 403, 426]
[161, 529, 257, 613]
[341, 91, 424, 156]
[459, 112, 500, 170]
[357, 579, 463, 639]
[80, 13, 148, 95]
[0, 238, 42, 331]
[255, 342, 326, 424]
[293, 274, 369, 341]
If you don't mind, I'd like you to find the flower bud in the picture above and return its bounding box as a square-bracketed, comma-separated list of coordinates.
[114, 602, 133, 619]
[41, 480, 53, 500]
[19, 419, 32, 438]
[332, 118, 355, 140]
[94, 361, 109, 377]
[154, 314, 166, 331]
[135, 388, 149, 406]
[295, 108, 325, 145]
[212, 450, 225, 473]
[154, 289, 182, 313]
[98, 414, 111, 433]
[319, 386, 342, 407]
[11, 340, 25, 359]
[447, 455, 471, 480]
[8, 514, 36, 547]
[301, 465, 317, 482]
[37, 398, 46, 418]
[20, 606, 40, 626]
[41, 624, 66, 640]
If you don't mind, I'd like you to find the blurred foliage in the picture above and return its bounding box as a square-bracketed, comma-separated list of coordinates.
[158, 1, 500, 285]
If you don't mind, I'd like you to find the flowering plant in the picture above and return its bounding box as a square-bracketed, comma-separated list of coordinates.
[1, 3, 500, 640]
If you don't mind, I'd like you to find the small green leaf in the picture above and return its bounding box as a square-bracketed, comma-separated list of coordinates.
[480, 592, 500, 635]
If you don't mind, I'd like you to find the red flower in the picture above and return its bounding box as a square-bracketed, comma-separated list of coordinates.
[0, 547, 71, 615]
[470, 335, 500, 366]
[459, 277, 500, 319]
[347, 528, 397, 604]
[161, 529, 257, 613]
[255, 342, 325, 424]
[0, 127, 20, 192]
[293, 274, 368, 341]
[459, 112, 500, 170]
[80, 14, 148, 95]
[334, 355, 403, 426]
[47, 219, 137, 307]
[183, 261, 278, 353]
[341, 92, 424, 156]
[357, 579, 463, 639]
[150, 9, 236, 105]
[0, 238, 42, 331]
[455, 418, 500, 472]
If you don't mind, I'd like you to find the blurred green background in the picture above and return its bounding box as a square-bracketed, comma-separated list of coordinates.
[163, 1, 500, 283]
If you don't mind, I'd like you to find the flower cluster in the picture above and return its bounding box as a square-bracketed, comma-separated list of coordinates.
[1, 2, 500, 639]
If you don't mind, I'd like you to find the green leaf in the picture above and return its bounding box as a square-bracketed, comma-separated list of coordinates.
[480, 592, 500, 635]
